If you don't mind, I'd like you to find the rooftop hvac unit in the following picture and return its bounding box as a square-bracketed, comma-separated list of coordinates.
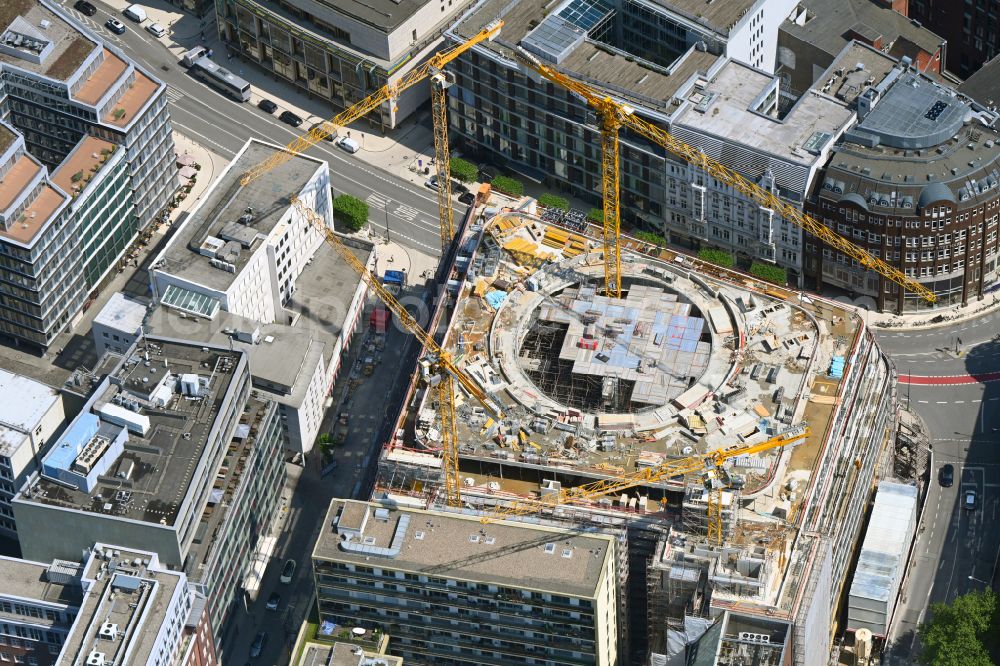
[87, 652, 106, 666]
[98, 622, 119, 640]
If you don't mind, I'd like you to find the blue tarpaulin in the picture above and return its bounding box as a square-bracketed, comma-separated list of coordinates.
[485, 290, 507, 309]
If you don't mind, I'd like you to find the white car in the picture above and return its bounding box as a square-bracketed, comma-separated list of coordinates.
[145, 22, 166, 37]
[279, 558, 296, 583]
[335, 136, 360, 154]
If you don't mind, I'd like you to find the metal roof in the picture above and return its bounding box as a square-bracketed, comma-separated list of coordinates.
[857, 73, 969, 149]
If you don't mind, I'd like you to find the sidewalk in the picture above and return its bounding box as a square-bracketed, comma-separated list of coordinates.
[105, 0, 437, 185]
[861, 292, 1000, 331]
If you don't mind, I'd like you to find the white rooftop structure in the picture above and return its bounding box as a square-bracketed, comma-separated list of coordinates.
[93, 292, 146, 335]
[0, 369, 60, 455]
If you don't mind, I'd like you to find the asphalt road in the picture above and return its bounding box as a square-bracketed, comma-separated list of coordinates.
[878, 319, 1000, 664]
[56, 0, 448, 255]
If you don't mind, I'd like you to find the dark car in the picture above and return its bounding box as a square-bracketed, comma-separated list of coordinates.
[104, 18, 126, 34]
[939, 464, 954, 487]
[265, 591, 280, 611]
[74, 0, 98, 15]
[279, 111, 303, 127]
[310, 122, 335, 141]
[257, 99, 278, 114]
[250, 632, 267, 658]
[458, 191, 476, 205]
[965, 488, 978, 510]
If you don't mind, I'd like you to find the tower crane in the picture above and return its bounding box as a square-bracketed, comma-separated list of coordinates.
[515, 51, 936, 304]
[480, 426, 810, 546]
[240, 21, 503, 250]
[291, 197, 503, 506]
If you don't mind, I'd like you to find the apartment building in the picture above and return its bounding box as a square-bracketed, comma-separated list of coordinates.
[215, 0, 475, 129]
[805, 51, 1000, 310]
[12, 337, 285, 657]
[0, 368, 64, 539]
[0, 556, 79, 666]
[447, 0, 854, 285]
[0, 0, 175, 347]
[909, 0, 998, 78]
[313, 499, 622, 665]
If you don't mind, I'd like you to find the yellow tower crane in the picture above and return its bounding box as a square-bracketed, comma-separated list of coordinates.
[516, 52, 936, 304]
[291, 198, 503, 506]
[481, 426, 810, 546]
[240, 21, 503, 250]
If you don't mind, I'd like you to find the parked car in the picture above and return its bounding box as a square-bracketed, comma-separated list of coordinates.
[105, 18, 126, 34]
[249, 632, 267, 658]
[458, 191, 476, 205]
[965, 488, 978, 510]
[311, 122, 335, 142]
[145, 22, 166, 37]
[279, 111, 303, 127]
[122, 4, 147, 22]
[335, 136, 360, 153]
[74, 0, 97, 16]
[265, 592, 280, 611]
[280, 558, 296, 583]
[424, 174, 440, 190]
[939, 464, 954, 487]
[257, 98, 278, 114]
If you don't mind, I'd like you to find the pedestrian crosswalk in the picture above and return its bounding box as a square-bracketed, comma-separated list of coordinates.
[165, 86, 185, 104]
[365, 193, 388, 209]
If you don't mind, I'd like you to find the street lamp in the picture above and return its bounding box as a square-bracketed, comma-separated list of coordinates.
[384, 197, 391, 243]
[968, 574, 990, 586]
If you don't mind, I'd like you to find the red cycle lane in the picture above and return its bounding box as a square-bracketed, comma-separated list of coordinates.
[899, 370, 1000, 385]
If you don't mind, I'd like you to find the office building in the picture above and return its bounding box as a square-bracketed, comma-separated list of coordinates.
[447, 0, 856, 285]
[776, 0, 944, 93]
[92, 291, 147, 356]
[0, 555, 80, 666]
[909, 0, 999, 78]
[13, 337, 285, 656]
[215, 0, 475, 130]
[0, 369, 64, 539]
[0, 0, 175, 347]
[805, 54, 1000, 310]
[312, 499, 623, 665]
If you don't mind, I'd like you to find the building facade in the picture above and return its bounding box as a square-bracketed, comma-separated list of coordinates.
[0, 556, 79, 666]
[0, 0, 175, 347]
[215, 0, 475, 130]
[0, 369, 64, 539]
[313, 500, 622, 665]
[909, 0, 999, 78]
[805, 65, 1000, 311]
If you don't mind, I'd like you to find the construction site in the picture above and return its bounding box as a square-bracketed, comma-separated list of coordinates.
[373, 197, 900, 664]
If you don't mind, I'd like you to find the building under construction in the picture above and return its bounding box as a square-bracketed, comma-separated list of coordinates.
[374, 198, 899, 664]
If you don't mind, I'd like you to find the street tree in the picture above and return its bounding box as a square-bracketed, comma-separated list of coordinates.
[918, 588, 997, 666]
[450, 157, 478, 183]
[332, 194, 368, 232]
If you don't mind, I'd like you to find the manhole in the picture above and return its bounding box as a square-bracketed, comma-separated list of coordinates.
[161, 65, 170, 71]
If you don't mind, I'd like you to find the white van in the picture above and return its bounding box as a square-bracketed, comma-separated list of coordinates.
[335, 136, 360, 154]
[122, 4, 147, 22]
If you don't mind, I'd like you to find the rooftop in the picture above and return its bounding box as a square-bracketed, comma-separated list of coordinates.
[648, 0, 757, 35]
[274, 0, 432, 35]
[61, 545, 183, 666]
[103, 70, 159, 128]
[673, 58, 855, 170]
[0, 153, 42, 213]
[959, 52, 1000, 107]
[299, 642, 404, 666]
[24, 339, 243, 526]
[314, 500, 615, 598]
[73, 49, 128, 106]
[156, 140, 326, 292]
[781, 0, 943, 59]
[0, 123, 13, 154]
[92, 291, 147, 335]
[0, 369, 60, 457]
[0, 184, 67, 246]
[0, 555, 81, 608]
[0, 0, 97, 80]
[51, 135, 118, 197]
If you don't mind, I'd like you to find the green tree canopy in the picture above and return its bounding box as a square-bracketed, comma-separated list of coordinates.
[586, 208, 604, 224]
[918, 589, 997, 666]
[634, 230, 667, 247]
[332, 194, 368, 232]
[450, 157, 478, 183]
[491, 175, 524, 197]
[538, 193, 569, 210]
[749, 262, 787, 285]
[698, 248, 734, 268]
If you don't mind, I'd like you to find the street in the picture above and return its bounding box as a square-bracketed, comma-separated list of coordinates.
[878, 316, 1000, 664]
[55, 0, 449, 254]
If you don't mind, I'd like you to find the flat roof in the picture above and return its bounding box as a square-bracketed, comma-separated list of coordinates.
[649, 0, 756, 35]
[103, 71, 159, 128]
[51, 135, 118, 196]
[823, 42, 898, 105]
[314, 500, 614, 598]
[0, 369, 60, 457]
[92, 291, 147, 335]
[0, 153, 41, 213]
[848, 482, 916, 603]
[24, 340, 242, 526]
[673, 59, 854, 168]
[856, 72, 967, 149]
[299, 643, 404, 666]
[0, 555, 81, 608]
[781, 0, 942, 58]
[0, 184, 67, 246]
[74, 49, 128, 106]
[0, 124, 14, 154]
[61, 545, 183, 666]
[157, 140, 325, 292]
[0, 0, 97, 81]
[287, 0, 433, 34]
